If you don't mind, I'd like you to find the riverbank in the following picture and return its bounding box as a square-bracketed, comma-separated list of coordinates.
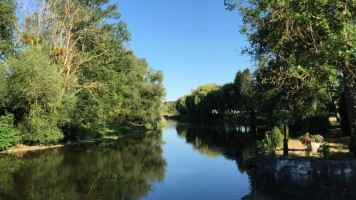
[0, 129, 149, 155]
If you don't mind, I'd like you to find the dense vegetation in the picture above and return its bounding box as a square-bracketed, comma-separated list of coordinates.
[0, 0, 165, 149]
[177, 0, 355, 155]
[176, 69, 256, 122]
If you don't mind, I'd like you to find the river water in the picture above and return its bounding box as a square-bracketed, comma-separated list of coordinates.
[0, 120, 256, 200]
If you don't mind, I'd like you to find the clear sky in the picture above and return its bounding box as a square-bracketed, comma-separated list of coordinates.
[113, 0, 253, 101]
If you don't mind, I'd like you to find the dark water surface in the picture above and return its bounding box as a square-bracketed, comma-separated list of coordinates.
[0, 120, 256, 200]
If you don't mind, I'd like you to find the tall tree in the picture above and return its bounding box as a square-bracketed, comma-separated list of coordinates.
[225, 0, 355, 138]
[0, 0, 17, 57]
[0, 0, 165, 145]
[234, 69, 255, 113]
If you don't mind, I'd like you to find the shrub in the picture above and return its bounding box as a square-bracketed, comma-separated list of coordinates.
[21, 114, 63, 145]
[319, 142, 330, 159]
[257, 132, 275, 155]
[300, 112, 330, 134]
[270, 126, 283, 147]
[0, 112, 21, 150]
[256, 126, 283, 155]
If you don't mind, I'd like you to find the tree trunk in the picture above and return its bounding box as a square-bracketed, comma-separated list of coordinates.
[330, 96, 341, 122]
[344, 72, 356, 134]
[343, 70, 356, 157]
[341, 2, 356, 156]
[344, 81, 356, 135]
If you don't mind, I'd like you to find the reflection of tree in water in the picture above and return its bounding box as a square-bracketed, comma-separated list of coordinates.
[0, 132, 166, 200]
[176, 123, 258, 186]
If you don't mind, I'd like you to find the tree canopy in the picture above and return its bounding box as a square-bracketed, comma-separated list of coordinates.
[224, 0, 355, 154]
[0, 0, 166, 146]
[0, 0, 17, 57]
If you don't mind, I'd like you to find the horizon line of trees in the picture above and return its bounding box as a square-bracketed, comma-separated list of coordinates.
[0, 0, 165, 148]
[176, 69, 256, 121]
[175, 68, 336, 136]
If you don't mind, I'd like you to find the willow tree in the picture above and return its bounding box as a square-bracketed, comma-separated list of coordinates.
[225, 0, 356, 150]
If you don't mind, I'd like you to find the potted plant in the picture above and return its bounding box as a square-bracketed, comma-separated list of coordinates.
[299, 132, 324, 153]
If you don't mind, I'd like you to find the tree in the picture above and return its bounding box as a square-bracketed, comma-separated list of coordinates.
[4, 45, 74, 144]
[234, 69, 255, 114]
[0, 0, 17, 57]
[225, 0, 355, 147]
[11, 0, 165, 139]
[0, 0, 165, 145]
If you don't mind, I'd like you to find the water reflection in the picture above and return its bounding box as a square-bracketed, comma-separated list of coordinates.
[175, 122, 257, 182]
[0, 132, 166, 200]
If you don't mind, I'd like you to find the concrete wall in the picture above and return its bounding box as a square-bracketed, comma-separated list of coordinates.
[255, 155, 356, 200]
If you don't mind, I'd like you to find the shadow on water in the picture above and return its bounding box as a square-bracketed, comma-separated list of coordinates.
[0, 132, 166, 200]
[174, 121, 356, 200]
[175, 121, 259, 194]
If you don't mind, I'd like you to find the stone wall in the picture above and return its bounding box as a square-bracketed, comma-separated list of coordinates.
[255, 155, 356, 200]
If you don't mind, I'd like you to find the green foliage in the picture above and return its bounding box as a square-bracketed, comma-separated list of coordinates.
[305, 144, 312, 158]
[175, 69, 257, 122]
[0, 0, 17, 57]
[176, 83, 221, 121]
[0, 63, 7, 107]
[163, 101, 178, 115]
[225, 0, 356, 136]
[234, 69, 255, 112]
[0, 0, 165, 145]
[21, 114, 64, 145]
[270, 126, 283, 147]
[257, 127, 283, 155]
[75, 48, 165, 132]
[319, 142, 330, 159]
[0, 112, 21, 150]
[299, 112, 330, 135]
[257, 133, 275, 155]
[4, 46, 73, 144]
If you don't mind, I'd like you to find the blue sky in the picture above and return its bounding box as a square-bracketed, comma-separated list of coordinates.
[114, 0, 253, 101]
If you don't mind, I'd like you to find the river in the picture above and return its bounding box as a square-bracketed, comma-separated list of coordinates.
[0, 120, 256, 200]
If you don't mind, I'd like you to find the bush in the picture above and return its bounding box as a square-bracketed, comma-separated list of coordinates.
[257, 133, 275, 155]
[21, 112, 64, 145]
[319, 142, 330, 159]
[270, 126, 283, 147]
[256, 126, 283, 155]
[300, 112, 330, 135]
[0, 112, 21, 150]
